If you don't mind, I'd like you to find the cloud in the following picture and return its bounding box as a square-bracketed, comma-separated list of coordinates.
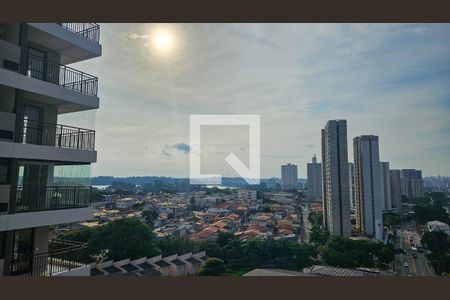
[174, 143, 191, 153]
[123, 32, 150, 40]
[161, 143, 190, 157]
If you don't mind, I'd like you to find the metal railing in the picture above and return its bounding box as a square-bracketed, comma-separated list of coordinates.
[27, 53, 98, 96]
[18, 119, 95, 151]
[58, 23, 100, 44]
[14, 185, 92, 213]
[10, 240, 88, 276]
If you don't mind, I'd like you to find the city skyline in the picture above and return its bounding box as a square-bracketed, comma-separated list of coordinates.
[62, 23, 450, 178]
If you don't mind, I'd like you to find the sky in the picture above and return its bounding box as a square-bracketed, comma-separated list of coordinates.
[62, 23, 450, 178]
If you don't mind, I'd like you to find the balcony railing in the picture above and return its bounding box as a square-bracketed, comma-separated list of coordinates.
[10, 240, 88, 276]
[58, 23, 100, 44]
[14, 185, 92, 213]
[18, 119, 95, 151]
[27, 53, 98, 96]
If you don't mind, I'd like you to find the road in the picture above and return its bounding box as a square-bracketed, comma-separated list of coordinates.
[394, 225, 434, 276]
[298, 204, 311, 243]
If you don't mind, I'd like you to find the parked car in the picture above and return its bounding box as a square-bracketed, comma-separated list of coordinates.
[403, 262, 409, 268]
[412, 253, 418, 259]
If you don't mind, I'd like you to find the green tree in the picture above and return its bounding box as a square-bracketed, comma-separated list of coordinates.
[421, 231, 450, 254]
[142, 208, 159, 227]
[87, 218, 160, 261]
[383, 212, 401, 228]
[156, 237, 201, 256]
[375, 243, 396, 266]
[319, 236, 395, 268]
[309, 225, 329, 246]
[414, 205, 449, 225]
[308, 212, 323, 227]
[421, 230, 450, 275]
[198, 258, 227, 276]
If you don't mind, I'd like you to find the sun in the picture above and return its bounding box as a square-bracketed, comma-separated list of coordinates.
[153, 30, 173, 51]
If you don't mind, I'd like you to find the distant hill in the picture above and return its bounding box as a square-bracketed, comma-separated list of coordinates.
[91, 176, 307, 187]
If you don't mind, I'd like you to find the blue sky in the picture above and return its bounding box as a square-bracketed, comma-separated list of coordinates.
[63, 24, 450, 178]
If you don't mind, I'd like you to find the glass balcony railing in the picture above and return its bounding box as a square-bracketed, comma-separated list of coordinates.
[14, 185, 92, 213]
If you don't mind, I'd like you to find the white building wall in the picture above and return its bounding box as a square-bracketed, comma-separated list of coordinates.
[354, 136, 383, 240]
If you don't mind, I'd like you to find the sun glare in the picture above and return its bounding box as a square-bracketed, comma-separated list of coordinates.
[153, 30, 173, 51]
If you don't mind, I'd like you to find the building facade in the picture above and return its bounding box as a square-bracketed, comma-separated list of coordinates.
[281, 163, 298, 191]
[353, 135, 383, 240]
[348, 162, 356, 211]
[389, 169, 402, 211]
[380, 162, 392, 210]
[307, 155, 322, 201]
[0, 23, 101, 276]
[401, 169, 423, 199]
[411, 179, 424, 198]
[237, 189, 257, 201]
[321, 120, 350, 237]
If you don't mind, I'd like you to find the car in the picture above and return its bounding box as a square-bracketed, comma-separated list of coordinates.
[403, 262, 409, 268]
[412, 253, 418, 259]
[411, 246, 417, 251]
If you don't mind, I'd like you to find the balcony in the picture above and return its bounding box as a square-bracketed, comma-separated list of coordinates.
[27, 53, 98, 96]
[10, 239, 88, 276]
[17, 119, 95, 151]
[14, 186, 92, 213]
[58, 23, 100, 44]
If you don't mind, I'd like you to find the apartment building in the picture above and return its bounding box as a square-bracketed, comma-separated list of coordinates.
[281, 163, 298, 191]
[348, 162, 356, 211]
[401, 169, 423, 199]
[0, 23, 101, 276]
[389, 170, 402, 211]
[306, 155, 322, 201]
[379, 162, 392, 210]
[237, 189, 257, 201]
[353, 135, 383, 240]
[321, 120, 350, 237]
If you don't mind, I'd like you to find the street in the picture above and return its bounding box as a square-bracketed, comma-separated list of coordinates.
[394, 225, 434, 276]
[298, 204, 311, 243]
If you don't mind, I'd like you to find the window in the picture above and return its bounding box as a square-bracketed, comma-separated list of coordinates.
[0, 159, 8, 184]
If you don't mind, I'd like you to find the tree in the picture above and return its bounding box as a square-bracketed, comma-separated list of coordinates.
[156, 237, 201, 256]
[308, 212, 323, 227]
[421, 231, 450, 254]
[309, 225, 329, 246]
[383, 212, 401, 228]
[189, 197, 196, 205]
[421, 231, 450, 274]
[375, 243, 396, 266]
[142, 208, 159, 227]
[319, 236, 395, 268]
[198, 258, 227, 276]
[413, 205, 449, 225]
[87, 218, 160, 261]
